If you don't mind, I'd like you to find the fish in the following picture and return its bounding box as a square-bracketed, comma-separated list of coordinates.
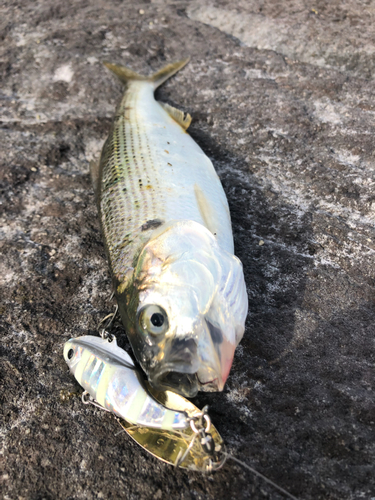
[63, 335, 188, 430]
[90, 58, 248, 398]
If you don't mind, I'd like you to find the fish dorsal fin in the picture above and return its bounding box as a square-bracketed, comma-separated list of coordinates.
[89, 157, 101, 200]
[160, 102, 192, 131]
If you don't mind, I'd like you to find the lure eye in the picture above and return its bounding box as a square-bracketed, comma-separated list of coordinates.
[138, 305, 169, 337]
[67, 348, 74, 360]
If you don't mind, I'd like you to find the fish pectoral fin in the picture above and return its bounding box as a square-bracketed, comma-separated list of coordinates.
[116, 267, 134, 295]
[89, 157, 100, 199]
[160, 102, 192, 131]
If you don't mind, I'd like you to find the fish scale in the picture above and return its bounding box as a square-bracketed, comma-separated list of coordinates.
[97, 77, 235, 283]
[99, 84, 171, 281]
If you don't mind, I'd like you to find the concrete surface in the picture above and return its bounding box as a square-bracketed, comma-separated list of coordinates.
[1, 1, 375, 499]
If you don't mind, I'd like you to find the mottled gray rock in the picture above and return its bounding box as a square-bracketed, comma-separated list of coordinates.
[1, 1, 375, 499]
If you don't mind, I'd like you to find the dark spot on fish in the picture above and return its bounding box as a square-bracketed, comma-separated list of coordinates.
[170, 338, 197, 362]
[141, 219, 164, 231]
[168, 163, 172, 166]
[206, 320, 223, 345]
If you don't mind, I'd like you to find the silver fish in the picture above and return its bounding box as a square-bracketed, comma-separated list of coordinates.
[90, 59, 248, 397]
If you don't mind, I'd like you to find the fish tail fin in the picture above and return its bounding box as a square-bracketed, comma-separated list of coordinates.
[103, 58, 190, 89]
[103, 61, 148, 84]
[151, 58, 190, 89]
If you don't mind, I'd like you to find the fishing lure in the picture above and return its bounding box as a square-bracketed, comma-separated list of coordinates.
[90, 58, 248, 397]
[63, 335, 188, 429]
[62, 335, 301, 495]
[63, 334, 225, 471]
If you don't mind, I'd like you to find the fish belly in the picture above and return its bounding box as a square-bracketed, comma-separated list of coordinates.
[99, 81, 234, 281]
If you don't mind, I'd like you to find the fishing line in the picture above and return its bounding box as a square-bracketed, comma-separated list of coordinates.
[224, 453, 299, 500]
[115, 423, 139, 436]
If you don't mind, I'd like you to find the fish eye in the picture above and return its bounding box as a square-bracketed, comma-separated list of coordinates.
[67, 348, 74, 360]
[151, 312, 164, 327]
[138, 305, 169, 336]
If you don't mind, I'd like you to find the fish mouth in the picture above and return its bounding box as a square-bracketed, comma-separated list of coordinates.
[149, 367, 223, 397]
[149, 369, 199, 398]
[197, 376, 219, 387]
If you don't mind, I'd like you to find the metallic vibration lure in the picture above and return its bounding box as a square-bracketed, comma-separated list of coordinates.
[62, 334, 303, 488]
[63, 334, 225, 471]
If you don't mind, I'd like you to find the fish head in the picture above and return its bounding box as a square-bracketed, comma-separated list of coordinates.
[120, 221, 248, 398]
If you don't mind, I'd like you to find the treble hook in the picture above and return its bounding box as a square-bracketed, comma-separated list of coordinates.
[174, 406, 226, 471]
[98, 304, 119, 340]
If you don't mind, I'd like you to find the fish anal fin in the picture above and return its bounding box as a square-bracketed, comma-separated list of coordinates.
[194, 184, 219, 237]
[89, 157, 101, 199]
[160, 102, 192, 131]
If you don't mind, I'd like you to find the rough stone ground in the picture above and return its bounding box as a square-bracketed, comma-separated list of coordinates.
[1, 1, 375, 499]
